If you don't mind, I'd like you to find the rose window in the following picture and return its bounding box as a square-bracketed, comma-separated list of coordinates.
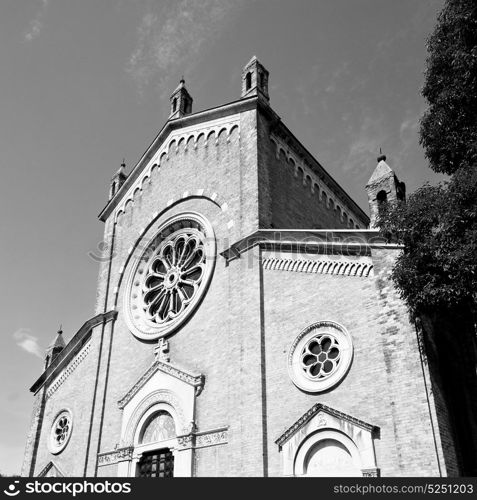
[125, 213, 216, 340]
[48, 410, 73, 454]
[143, 233, 205, 325]
[301, 335, 341, 380]
[288, 321, 353, 393]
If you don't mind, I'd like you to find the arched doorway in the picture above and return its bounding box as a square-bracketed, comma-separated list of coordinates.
[304, 438, 361, 477]
[294, 430, 362, 477]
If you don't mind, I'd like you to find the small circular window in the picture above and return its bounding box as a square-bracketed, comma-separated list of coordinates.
[48, 410, 72, 454]
[124, 212, 216, 340]
[288, 321, 353, 393]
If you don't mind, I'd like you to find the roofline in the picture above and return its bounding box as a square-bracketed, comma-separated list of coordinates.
[98, 96, 258, 222]
[220, 228, 401, 262]
[265, 110, 369, 224]
[275, 402, 379, 447]
[30, 310, 117, 394]
[98, 94, 369, 225]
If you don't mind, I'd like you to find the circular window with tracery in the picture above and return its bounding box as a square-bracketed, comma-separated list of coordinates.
[48, 410, 73, 454]
[124, 212, 216, 340]
[288, 321, 353, 393]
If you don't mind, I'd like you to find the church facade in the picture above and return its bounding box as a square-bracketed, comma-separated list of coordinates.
[22, 57, 460, 477]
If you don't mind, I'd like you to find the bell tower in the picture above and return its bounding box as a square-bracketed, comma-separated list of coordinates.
[44, 326, 66, 369]
[169, 78, 193, 120]
[366, 152, 406, 228]
[241, 56, 269, 101]
[109, 160, 127, 200]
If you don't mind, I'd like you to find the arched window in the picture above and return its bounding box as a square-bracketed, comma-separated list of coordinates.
[396, 182, 406, 201]
[245, 72, 252, 91]
[140, 411, 176, 444]
[185, 100, 192, 114]
[376, 190, 387, 205]
[172, 97, 178, 113]
[376, 190, 388, 218]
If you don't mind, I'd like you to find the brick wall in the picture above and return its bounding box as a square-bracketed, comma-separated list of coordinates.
[87, 109, 265, 476]
[23, 100, 456, 477]
[261, 246, 444, 476]
[28, 331, 100, 476]
[257, 111, 367, 230]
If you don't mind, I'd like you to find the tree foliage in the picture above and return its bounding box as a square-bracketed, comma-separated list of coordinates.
[378, 0, 477, 319]
[420, 0, 477, 174]
[378, 168, 477, 318]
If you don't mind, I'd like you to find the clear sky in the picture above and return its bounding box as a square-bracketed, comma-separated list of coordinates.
[0, 0, 444, 475]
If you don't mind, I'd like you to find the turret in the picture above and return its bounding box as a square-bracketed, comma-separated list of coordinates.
[241, 56, 269, 102]
[366, 152, 406, 228]
[109, 160, 127, 200]
[169, 78, 193, 120]
[44, 326, 66, 369]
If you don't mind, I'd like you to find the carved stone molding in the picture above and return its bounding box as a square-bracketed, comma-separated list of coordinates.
[176, 434, 195, 450]
[276, 403, 378, 448]
[97, 447, 134, 467]
[362, 468, 381, 477]
[263, 257, 373, 278]
[175, 426, 229, 451]
[123, 390, 187, 446]
[118, 360, 205, 410]
[195, 427, 229, 449]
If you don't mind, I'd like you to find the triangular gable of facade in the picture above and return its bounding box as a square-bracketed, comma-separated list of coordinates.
[37, 461, 65, 477]
[276, 402, 378, 448]
[99, 97, 258, 222]
[118, 360, 205, 410]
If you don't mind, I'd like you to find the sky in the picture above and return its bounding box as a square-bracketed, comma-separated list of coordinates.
[0, 0, 444, 475]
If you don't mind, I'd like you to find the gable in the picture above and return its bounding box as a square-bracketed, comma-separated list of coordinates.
[99, 97, 259, 223]
[37, 461, 65, 477]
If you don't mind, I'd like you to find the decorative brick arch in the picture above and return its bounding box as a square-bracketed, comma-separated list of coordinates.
[270, 132, 367, 229]
[115, 119, 240, 215]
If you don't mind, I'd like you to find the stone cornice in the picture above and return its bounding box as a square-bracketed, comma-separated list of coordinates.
[118, 360, 205, 410]
[97, 446, 134, 467]
[194, 426, 229, 449]
[220, 229, 402, 263]
[30, 310, 118, 395]
[275, 403, 379, 448]
[98, 428, 228, 462]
